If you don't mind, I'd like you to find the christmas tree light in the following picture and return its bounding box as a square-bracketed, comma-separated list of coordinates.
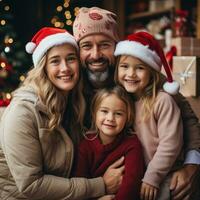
[50, 0, 79, 33]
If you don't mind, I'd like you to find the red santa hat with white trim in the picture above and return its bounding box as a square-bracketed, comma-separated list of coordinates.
[25, 27, 78, 66]
[114, 31, 180, 95]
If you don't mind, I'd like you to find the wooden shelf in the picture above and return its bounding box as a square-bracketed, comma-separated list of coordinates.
[102, 0, 200, 39]
[128, 7, 174, 20]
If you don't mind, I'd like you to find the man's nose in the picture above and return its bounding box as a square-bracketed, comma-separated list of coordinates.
[90, 46, 101, 60]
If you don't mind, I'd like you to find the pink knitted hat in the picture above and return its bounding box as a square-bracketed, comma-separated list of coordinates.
[25, 27, 78, 66]
[114, 31, 180, 95]
[73, 7, 119, 42]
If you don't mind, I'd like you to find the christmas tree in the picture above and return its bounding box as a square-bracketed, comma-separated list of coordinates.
[0, 0, 30, 106]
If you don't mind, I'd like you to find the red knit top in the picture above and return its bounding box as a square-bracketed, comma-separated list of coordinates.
[74, 133, 144, 200]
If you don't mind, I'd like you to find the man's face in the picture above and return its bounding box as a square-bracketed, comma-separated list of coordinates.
[79, 34, 116, 72]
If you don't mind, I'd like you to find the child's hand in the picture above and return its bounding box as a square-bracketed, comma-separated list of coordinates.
[140, 182, 158, 200]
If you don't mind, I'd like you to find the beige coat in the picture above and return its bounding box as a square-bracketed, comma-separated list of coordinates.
[0, 88, 105, 200]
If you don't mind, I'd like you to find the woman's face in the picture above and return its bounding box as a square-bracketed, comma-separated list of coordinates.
[46, 43, 79, 93]
[117, 55, 151, 97]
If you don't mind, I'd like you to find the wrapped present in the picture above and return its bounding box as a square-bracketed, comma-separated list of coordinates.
[172, 56, 200, 97]
[171, 37, 200, 56]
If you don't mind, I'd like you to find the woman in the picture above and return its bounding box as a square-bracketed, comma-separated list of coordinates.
[0, 27, 122, 200]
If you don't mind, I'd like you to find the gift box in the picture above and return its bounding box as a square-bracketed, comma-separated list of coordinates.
[172, 56, 200, 97]
[171, 37, 200, 56]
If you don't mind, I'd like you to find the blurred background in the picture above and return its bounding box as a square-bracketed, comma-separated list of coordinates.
[0, 0, 200, 118]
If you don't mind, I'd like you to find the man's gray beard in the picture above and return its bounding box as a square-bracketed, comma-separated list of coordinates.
[86, 68, 109, 86]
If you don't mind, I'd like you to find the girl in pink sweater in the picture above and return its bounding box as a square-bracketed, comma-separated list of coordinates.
[114, 31, 183, 200]
[74, 86, 144, 200]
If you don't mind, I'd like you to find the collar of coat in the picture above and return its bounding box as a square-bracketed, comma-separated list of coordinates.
[12, 86, 48, 114]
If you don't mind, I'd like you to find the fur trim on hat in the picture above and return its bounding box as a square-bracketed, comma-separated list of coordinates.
[25, 42, 36, 54]
[114, 40, 162, 72]
[163, 81, 180, 95]
[32, 33, 78, 66]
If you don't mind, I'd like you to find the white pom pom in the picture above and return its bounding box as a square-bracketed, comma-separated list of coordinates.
[25, 42, 36, 54]
[163, 81, 180, 95]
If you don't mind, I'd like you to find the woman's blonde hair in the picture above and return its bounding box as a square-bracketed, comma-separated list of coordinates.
[91, 85, 135, 133]
[114, 55, 163, 120]
[22, 51, 85, 140]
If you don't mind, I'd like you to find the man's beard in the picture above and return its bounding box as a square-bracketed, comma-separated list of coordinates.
[87, 67, 109, 85]
[82, 57, 114, 88]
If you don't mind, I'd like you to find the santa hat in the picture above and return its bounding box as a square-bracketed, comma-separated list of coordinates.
[114, 31, 180, 95]
[25, 27, 78, 66]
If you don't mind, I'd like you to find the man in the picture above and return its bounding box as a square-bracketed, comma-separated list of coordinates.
[73, 6, 200, 200]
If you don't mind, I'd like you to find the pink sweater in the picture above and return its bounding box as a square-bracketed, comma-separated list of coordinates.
[134, 91, 183, 188]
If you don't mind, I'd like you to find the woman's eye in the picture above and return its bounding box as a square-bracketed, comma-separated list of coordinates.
[50, 59, 59, 64]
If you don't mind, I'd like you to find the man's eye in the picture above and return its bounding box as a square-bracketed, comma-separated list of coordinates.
[80, 44, 91, 50]
[100, 43, 110, 49]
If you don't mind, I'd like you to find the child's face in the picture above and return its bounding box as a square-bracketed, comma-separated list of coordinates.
[96, 94, 127, 145]
[117, 55, 151, 97]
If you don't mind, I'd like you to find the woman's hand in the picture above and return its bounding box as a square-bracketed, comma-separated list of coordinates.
[103, 156, 125, 194]
[140, 182, 158, 200]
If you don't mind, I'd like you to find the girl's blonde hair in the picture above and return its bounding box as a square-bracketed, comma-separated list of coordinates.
[114, 55, 163, 120]
[91, 85, 134, 133]
[22, 51, 85, 141]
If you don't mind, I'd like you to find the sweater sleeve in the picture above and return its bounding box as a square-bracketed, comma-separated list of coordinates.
[74, 140, 91, 177]
[0, 103, 105, 200]
[173, 93, 200, 152]
[142, 93, 183, 188]
[115, 136, 144, 200]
